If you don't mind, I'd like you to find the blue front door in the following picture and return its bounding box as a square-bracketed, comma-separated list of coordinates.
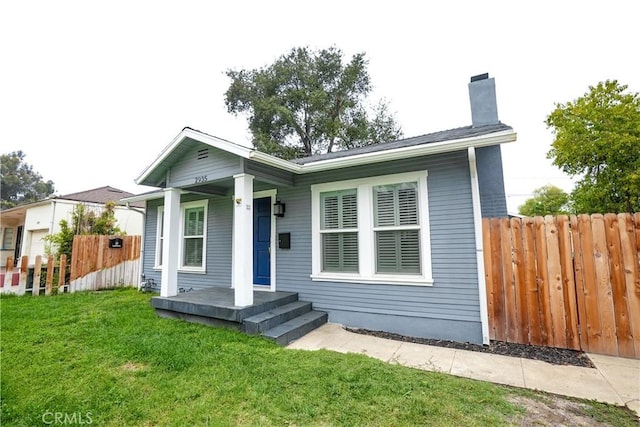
[253, 197, 271, 286]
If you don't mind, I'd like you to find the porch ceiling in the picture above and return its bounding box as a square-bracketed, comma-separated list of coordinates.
[0, 206, 27, 225]
[183, 181, 233, 196]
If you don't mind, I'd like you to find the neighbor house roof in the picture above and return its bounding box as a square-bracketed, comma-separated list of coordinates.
[59, 186, 136, 204]
[0, 186, 144, 215]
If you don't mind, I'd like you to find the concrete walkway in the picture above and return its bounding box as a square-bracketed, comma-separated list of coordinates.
[287, 323, 640, 416]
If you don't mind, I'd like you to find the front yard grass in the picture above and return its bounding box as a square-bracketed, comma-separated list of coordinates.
[0, 289, 635, 426]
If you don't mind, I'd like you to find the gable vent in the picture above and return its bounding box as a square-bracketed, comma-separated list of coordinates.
[196, 148, 209, 160]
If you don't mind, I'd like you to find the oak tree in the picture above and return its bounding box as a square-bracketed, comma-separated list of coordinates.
[225, 46, 402, 159]
[518, 185, 570, 216]
[546, 80, 640, 213]
[1, 151, 55, 209]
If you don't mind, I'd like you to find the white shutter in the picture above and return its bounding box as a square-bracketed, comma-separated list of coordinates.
[322, 195, 339, 229]
[341, 192, 358, 228]
[320, 190, 358, 272]
[374, 182, 421, 274]
[374, 186, 396, 226]
[398, 185, 418, 225]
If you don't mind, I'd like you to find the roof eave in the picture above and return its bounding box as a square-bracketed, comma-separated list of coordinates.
[249, 151, 302, 173]
[294, 129, 517, 174]
[121, 191, 165, 203]
[135, 127, 516, 186]
[134, 128, 254, 185]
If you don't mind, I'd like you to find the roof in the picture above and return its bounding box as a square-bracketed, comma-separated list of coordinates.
[135, 127, 255, 187]
[59, 186, 136, 205]
[1, 186, 145, 214]
[292, 123, 512, 164]
[135, 124, 516, 187]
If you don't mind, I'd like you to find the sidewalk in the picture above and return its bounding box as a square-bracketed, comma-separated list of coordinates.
[288, 323, 640, 416]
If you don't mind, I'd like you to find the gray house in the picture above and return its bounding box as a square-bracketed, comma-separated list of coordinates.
[124, 74, 515, 345]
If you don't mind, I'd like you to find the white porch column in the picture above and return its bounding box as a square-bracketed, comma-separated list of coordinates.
[232, 173, 254, 306]
[161, 187, 181, 297]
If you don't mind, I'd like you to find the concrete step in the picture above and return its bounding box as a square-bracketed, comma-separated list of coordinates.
[243, 301, 312, 335]
[262, 310, 328, 346]
[151, 290, 299, 322]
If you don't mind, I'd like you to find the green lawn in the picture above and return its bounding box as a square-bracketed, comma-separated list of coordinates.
[0, 289, 634, 426]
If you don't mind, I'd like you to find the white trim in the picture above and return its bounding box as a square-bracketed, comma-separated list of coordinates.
[468, 147, 491, 345]
[134, 128, 516, 188]
[252, 189, 277, 291]
[311, 171, 433, 286]
[161, 188, 181, 297]
[250, 151, 300, 173]
[121, 189, 198, 203]
[232, 173, 254, 306]
[298, 130, 516, 174]
[178, 200, 209, 273]
[135, 128, 254, 185]
[122, 191, 165, 203]
[154, 206, 164, 268]
[309, 274, 434, 286]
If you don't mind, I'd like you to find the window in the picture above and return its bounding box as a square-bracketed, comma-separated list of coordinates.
[183, 205, 205, 267]
[154, 200, 208, 272]
[155, 207, 164, 267]
[373, 182, 420, 274]
[2, 227, 14, 249]
[179, 200, 207, 271]
[321, 190, 358, 272]
[311, 171, 432, 286]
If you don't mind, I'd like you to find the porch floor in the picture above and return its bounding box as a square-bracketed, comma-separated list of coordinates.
[151, 287, 298, 323]
[151, 287, 328, 345]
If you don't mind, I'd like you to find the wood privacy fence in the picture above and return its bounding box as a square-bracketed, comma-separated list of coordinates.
[0, 235, 141, 295]
[483, 214, 640, 359]
[70, 235, 141, 291]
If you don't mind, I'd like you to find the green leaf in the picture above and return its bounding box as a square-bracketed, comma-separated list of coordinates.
[224, 46, 402, 158]
[546, 80, 640, 213]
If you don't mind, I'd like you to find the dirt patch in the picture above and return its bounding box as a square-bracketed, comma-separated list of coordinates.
[345, 328, 594, 368]
[507, 395, 610, 426]
[120, 362, 147, 372]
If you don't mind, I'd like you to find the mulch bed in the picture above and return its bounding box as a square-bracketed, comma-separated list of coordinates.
[345, 328, 595, 368]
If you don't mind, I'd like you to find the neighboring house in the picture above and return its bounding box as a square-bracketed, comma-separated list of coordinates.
[0, 186, 144, 266]
[124, 74, 516, 345]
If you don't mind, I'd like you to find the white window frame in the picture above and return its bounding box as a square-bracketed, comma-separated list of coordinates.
[154, 200, 208, 273]
[178, 200, 208, 272]
[320, 189, 359, 273]
[154, 206, 164, 268]
[311, 171, 433, 286]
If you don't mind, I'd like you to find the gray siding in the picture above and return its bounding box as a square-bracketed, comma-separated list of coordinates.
[476, 145, 508, 217]
[246, 160, 294, 187]
[142, 194, 232, 291]
[167, 145, 242, 188]
[275, 150, 483, 343]
[142, 149, 485, 343]
[142, 198, 162, 286]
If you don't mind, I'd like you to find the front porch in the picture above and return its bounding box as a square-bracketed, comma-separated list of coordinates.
[151, 287, 327, 345]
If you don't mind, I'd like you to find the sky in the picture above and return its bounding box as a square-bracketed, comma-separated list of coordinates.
[2, 1, 638, 213]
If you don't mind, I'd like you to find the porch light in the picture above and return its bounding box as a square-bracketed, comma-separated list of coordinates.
[273, 200, 286, 217]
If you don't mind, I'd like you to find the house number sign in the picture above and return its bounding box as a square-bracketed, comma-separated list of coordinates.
[194, 175, 208, 184]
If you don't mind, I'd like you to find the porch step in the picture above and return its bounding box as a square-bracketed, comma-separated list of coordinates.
[262, 310, 328, 346]
[151, 289, 299, 323]
[242, 301, 313, 335]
